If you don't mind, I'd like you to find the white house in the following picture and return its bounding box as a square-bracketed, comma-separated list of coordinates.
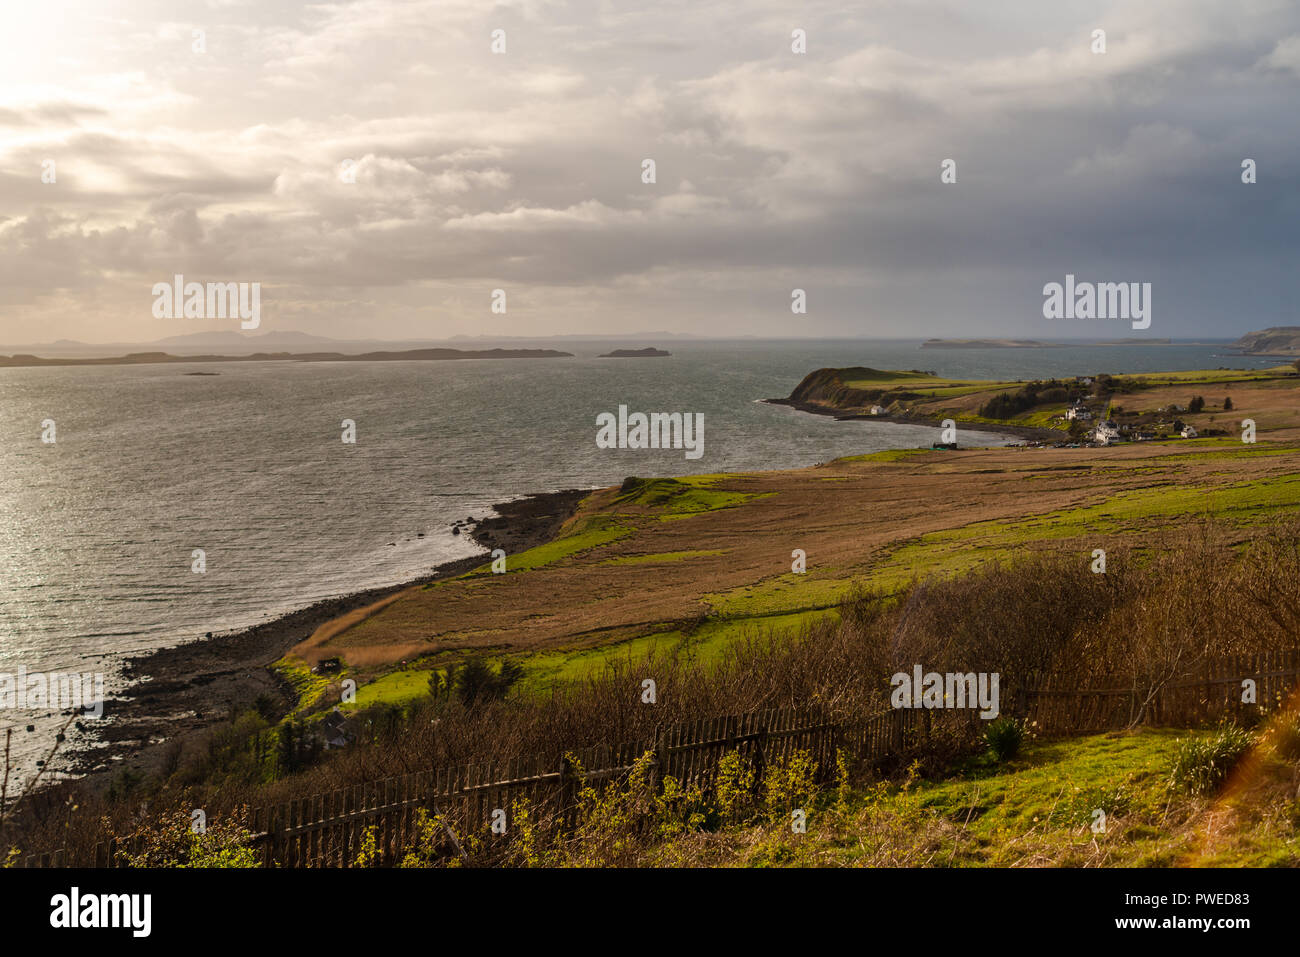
[1066, 404, 1093, 421]
[1181, 425, 1198, 438]
[869, 405, 887, 416]
[1094, 420, 1122, 445]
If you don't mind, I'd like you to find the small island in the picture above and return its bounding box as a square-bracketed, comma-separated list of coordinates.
[921, 339, 1061, 349]
[598, 347, 671, 358]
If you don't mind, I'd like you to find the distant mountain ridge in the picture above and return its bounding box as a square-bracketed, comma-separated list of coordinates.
[0, 348, 573, 368]
[0, 330, 713, 358]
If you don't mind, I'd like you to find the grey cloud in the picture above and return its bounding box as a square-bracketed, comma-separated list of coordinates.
[0, 0, 1297, 341]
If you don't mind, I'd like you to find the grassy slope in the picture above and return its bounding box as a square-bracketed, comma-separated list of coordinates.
[304, 442, 1300, 712]
[320, 445, 1300, 713]
[652, 729, 1300, 867]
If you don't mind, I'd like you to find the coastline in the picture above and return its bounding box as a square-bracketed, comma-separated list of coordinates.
[764, 396, 1065, 442]
[57, 371, 1207, 789]
[66, 488, 589, 790]
[51, 393, 1051, 791]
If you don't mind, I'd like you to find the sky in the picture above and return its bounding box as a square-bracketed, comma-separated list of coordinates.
[0, 0, 1297, 344]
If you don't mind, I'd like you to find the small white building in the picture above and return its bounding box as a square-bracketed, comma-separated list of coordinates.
[869, 405, 887, 416]
[1181, 425, 1198, 438]
[1066, 404, 1092, 421]
[1094, 420, 1122, 445]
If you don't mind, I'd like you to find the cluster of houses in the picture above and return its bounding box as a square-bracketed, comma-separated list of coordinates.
[1089, 415, 1196, 445]
[868, 372, 1205, 447]
[1064, 399, 1197, 445]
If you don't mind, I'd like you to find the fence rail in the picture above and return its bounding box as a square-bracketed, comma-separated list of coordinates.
[59, 648, 1300, 868]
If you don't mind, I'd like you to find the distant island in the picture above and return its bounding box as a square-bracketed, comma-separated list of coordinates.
[1233, 327, 1300, 356]
[598, 347, 671, 357]
[0, 347, 574, 368]
[921, 339, 1061, 349]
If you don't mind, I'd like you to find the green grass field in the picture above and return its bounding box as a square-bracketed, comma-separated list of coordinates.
[656, 727, 1296, 867]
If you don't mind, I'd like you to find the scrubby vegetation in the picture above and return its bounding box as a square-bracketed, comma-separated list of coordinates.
[985, 718, 1027, 762]
[1168, 725, 1253, 796]
[977, 379, 1079, 419]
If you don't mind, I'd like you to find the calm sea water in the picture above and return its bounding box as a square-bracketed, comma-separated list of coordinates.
[0, 339, 1270, 769]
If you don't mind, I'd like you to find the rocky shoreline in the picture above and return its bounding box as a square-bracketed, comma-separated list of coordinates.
[64, 488, 589, 791]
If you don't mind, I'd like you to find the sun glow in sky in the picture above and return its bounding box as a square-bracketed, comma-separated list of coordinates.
[1, 0, 1298, 344]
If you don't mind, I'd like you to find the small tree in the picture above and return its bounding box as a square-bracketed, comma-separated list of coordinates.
[454, 656, 525, 706]
[1223, 396, 1234, 411]
[276, 721, 298, 775]
[456, 657, 497, 706]
[1188, 396, 1205, 414]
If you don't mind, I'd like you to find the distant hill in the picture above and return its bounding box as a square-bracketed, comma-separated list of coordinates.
[0, 330, 712, 358]
[152, 329, 341, 349]
[1233, 327, 1300, 355]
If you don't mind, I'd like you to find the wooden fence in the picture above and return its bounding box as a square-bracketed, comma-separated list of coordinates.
[1017, 649, 1300, 734]
[64, 649, 1300, 868]
[18, 849, 64, 867]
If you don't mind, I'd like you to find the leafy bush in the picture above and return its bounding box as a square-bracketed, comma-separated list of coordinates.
[985, 717, 1026, 762]
[1168, 725, 1253, 795]
[714, 750, 756, 824]
[119, 808, 259, 868]
[763, 749, 819, 821]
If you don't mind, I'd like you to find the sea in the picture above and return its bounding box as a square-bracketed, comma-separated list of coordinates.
[0, 338, 1273, 771]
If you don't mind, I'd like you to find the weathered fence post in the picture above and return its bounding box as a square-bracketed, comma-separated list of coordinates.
[752, 715, 769, 799]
